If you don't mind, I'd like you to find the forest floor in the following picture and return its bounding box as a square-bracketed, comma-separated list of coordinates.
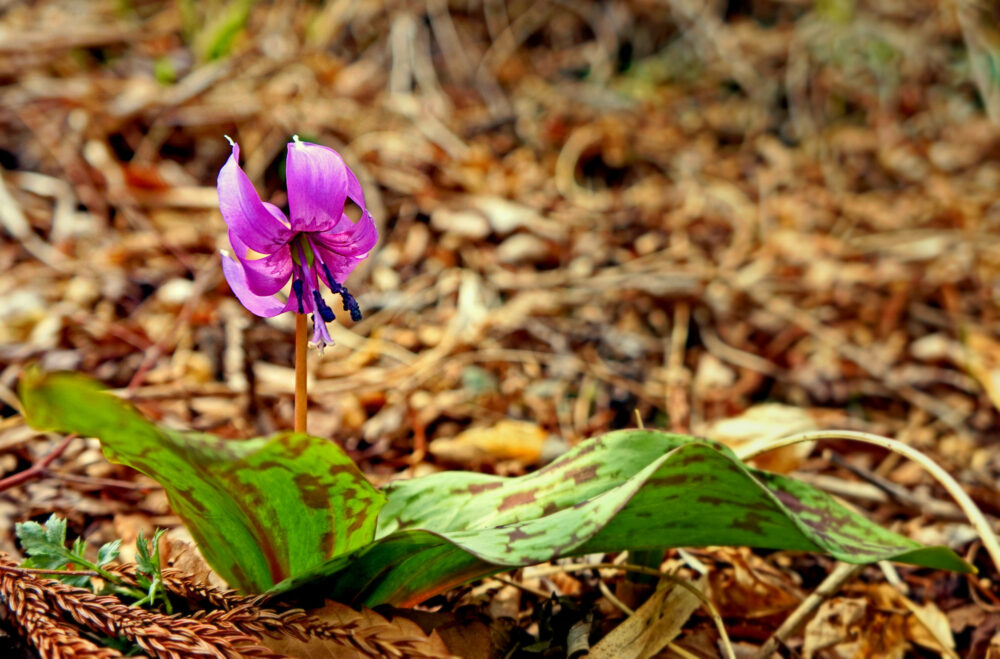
[2, 0, 1000, 656]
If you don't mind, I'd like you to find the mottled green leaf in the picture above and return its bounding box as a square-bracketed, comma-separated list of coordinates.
[19, 370, 970, 607]
[19, 369, 386, 593]
[269, 430, 971, 606]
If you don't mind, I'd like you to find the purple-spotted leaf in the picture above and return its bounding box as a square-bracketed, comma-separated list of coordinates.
[267, 430, 971, 607]
[19, 369, 385, 593]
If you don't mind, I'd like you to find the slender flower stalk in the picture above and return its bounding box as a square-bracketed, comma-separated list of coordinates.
[294, 315, 307, 433]
[217, 136, 376, 432]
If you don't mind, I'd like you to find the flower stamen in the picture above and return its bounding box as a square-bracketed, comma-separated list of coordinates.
[329, 278, 362, 322]
[314, 260, 362, 322]
[313, 290, 335, 322]
[291, 279, 305, 314]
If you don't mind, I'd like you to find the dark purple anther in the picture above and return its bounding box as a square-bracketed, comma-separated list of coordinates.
[326, 274, 363, 322]
[292, 279, 305, 314]
[313, 290, 335, 322]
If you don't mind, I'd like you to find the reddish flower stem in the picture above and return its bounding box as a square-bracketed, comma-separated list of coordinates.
[294, 314, 308, 434]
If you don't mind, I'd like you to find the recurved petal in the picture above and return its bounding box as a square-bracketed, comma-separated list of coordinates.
[315, 210, 378, 260]
[345, 159, 366, 208]
[314, 252, 361, 288]
[312, 221, 376, 289]
[286, 141, 350, 232]
[218, 142, 292, 254]
[229, 223, 293, 296]
[221, 253, 290, 318]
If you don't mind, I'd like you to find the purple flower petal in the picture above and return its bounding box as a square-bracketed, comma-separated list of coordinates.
[311, 210, 377, 284]
[228, 203, 294, 296]
[218, 142, 292, 254]
[344, 160, 366, 208]
[286, 141, 350, 232]
[319, 210, 377, 252]
[218, 138, 375, 336]
[221, 253, 292, 318]
[229, 230, 293, 296]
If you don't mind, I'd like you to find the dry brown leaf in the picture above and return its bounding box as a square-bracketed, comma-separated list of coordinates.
[384, 607, 508, 659]
[432, 621, 492, 659]
[111, 513, 155, 565]
[803, 584, 958, 659]
[987, 629, 1000, 659]
[159, 527, 228, 590]
[802, 596, 909, 659]
[947, 603, 987, 633]
[962, 331, 1000, 414]
[486, 583, 521, 620]
[863, 584, 957, 657]
[902, 598, 957, 657]
[588, 576, 706, 659]
[429, 420, 549, 467]
[708, 548, 802, 618]
[699, 404, 816, 474]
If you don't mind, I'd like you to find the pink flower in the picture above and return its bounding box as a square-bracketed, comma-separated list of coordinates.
[218, 137, 376, 348]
